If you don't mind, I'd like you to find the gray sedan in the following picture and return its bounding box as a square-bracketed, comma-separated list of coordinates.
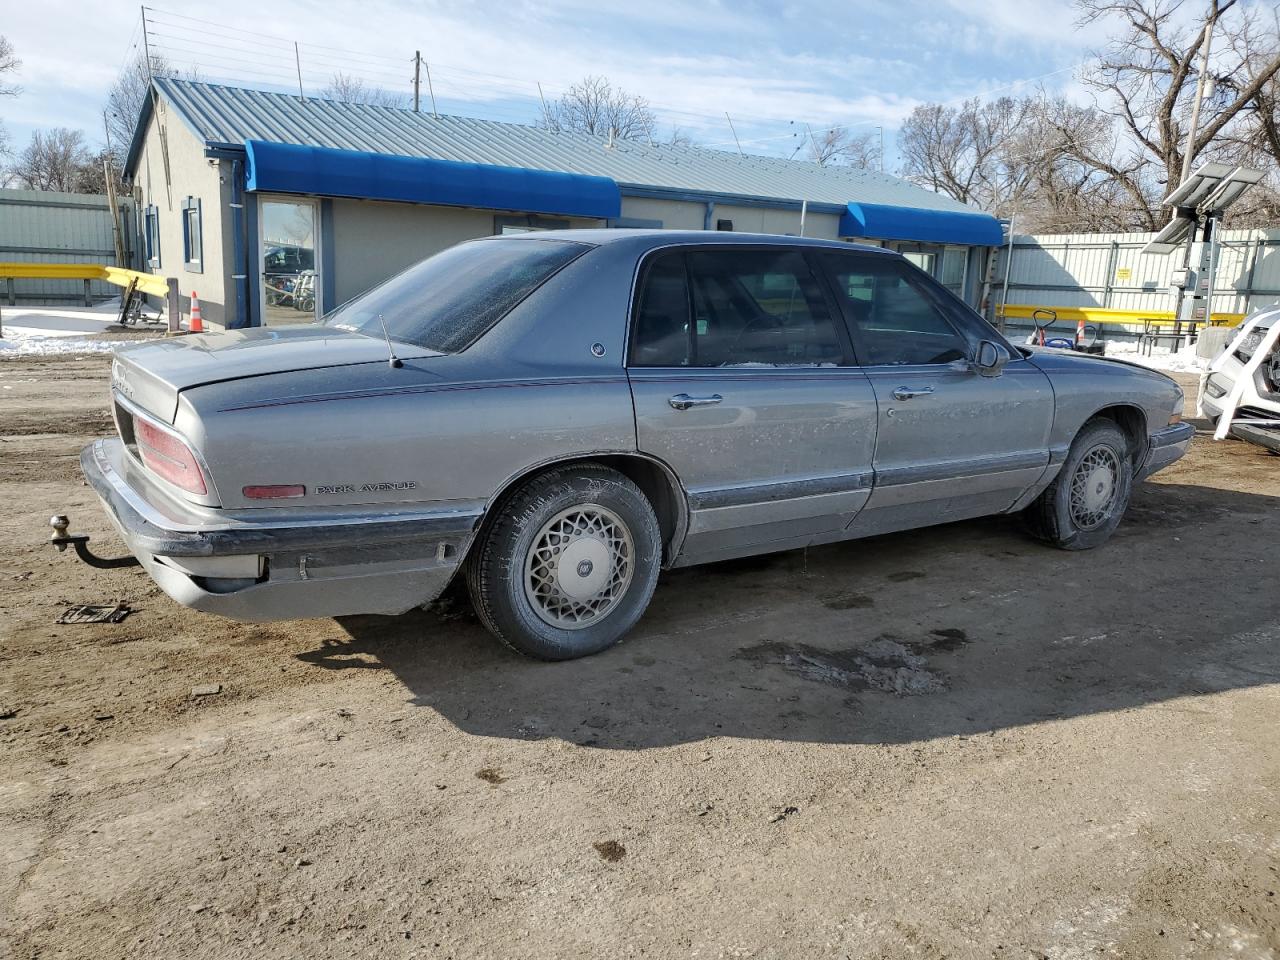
[82, 231, 1192, 659]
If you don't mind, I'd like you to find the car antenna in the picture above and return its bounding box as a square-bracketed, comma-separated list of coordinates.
[376, 314, 403, 369]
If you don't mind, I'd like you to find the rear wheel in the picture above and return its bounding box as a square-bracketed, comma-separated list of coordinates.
[1023, 419, 1133, 550]
[466, 465, 662, 660]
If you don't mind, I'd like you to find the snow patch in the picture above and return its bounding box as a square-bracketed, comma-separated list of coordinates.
[0, 300, 162, 357]
[1104, 340, 1209, 374]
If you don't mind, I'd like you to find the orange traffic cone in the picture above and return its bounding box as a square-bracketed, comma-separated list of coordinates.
[189, 291, 203, 333]
[1075, 315, 1085, 347]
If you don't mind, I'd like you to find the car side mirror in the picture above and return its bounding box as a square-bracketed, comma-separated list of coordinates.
[973, 340, 1011, 378]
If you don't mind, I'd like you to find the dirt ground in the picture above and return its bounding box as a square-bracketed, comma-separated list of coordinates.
[2, 353, 1278, 960]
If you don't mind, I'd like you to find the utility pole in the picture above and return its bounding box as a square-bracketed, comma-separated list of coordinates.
[877, 126, 884, 172]
[1179, 10, 1218, 186]
[102, 111, 126, 268]
[413, 51, 421, 113]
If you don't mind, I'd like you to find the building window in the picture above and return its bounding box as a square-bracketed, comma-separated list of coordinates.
[182, 197, 202, 273]
[144, 205, 161, 270]
[493, 214, 570, 235]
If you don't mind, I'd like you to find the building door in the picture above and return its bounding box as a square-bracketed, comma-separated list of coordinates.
[627, 246, 879, 565]
[259, 197, 320, 325]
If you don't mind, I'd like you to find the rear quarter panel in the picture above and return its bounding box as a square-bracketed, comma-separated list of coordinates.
[179, 355, 636, 513]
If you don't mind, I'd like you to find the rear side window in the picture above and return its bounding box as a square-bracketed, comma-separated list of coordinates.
[632, 255, 691, 366]
[325, 238, 590, 353]
[820, 252, 968, 366]
[630, 249, 843, 367]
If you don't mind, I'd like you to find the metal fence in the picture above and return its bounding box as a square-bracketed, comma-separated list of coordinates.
[0, 188, 136, 304]
[996, 227, 1280, 324]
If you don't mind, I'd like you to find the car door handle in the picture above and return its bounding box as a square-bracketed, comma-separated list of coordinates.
[892, 386, 935, 401]
[668, 393, 723, 411]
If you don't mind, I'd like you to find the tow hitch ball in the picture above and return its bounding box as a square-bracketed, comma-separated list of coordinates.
[48, 515, 141, 569]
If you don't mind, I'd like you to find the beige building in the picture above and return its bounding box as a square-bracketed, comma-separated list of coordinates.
[126, 78, 1004, 329]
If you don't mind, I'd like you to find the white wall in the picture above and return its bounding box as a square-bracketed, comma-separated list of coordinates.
[131, 101, 230, 325]
[999, 228, 1280, 318]
[0, 188, 136, 303]
[617, 195, 842, 239]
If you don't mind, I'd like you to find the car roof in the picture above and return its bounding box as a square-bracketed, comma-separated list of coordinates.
[486, 228, 894, 256]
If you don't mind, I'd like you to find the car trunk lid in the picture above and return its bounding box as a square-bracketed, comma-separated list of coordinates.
[110, 326, 441, 423]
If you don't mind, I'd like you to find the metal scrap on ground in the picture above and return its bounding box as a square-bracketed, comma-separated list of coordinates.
[56, 603, 132, 624]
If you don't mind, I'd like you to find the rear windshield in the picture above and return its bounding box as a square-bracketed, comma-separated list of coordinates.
[323, 238, 590, 353]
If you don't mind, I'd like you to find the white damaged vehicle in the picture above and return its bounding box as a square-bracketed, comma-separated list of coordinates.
[1198, 305, 1280, 454]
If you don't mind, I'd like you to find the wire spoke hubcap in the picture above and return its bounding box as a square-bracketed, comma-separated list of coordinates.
[1069, 445, 1120, 530]
[524, 505, 634, 630]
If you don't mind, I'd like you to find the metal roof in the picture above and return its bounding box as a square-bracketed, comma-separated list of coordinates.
[136, 77, 977, 215]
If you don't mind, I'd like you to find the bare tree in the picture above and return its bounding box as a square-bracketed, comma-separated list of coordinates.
[0, 35, 17, 96]
[0, 35, 20, 156]
[1073, 0, 1280, 226]
[539, 76, 656, 143]
[806, 126, 878, 168]
[898, 97, 1036, 208]
[1221, 7, 1280, 173]
[104, 52, 201, 168]
[895, 92, 1148, 232]
[6, 128, 96, 192]
[667, 126, 694, 148]
[321, 72, 408, 108]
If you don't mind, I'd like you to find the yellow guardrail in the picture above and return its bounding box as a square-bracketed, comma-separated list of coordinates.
[997, 303, 1244, 327]
[0, 261, 172, 299]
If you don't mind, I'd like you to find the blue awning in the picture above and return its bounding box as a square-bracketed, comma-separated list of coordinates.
[839, 201, 1003, 246]
[243, 140, 621, 219]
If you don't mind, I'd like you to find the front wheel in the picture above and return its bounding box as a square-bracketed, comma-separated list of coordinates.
[1023, 419, 1133, 550]
[465, 465, 662, 660]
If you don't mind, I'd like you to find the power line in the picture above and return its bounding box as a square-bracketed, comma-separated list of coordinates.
[135, 4, 1093, 164]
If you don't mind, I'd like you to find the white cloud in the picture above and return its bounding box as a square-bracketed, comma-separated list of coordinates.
[0, 0, 1099, 156]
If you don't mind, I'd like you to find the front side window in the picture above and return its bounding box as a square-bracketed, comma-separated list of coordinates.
[820, 252, 969, 366]
[324, 238, 589, 354]
[630, 248, 843, 367]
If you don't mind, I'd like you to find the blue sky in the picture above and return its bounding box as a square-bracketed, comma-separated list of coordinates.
[1, 0, 1106, 168]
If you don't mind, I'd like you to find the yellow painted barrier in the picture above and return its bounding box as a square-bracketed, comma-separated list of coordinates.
[0, 262, 172, 299]
[998, 303, 1244, 327]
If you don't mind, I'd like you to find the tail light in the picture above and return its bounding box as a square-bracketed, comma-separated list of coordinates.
[133, 417, 208, 495]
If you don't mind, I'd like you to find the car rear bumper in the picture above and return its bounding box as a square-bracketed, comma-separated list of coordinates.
[1137, 421, 1195, 481]
[81, 439, 480, 621]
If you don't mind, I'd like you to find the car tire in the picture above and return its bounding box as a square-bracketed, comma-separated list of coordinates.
[465, 465, 662, 660]
[1023, 419, 1133, 551]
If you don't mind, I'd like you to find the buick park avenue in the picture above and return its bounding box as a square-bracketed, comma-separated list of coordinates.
[78, 231, 1192, 659]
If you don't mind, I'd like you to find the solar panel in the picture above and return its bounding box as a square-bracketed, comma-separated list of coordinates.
[1140, 215, 1196, 256]
[1163, 161, 1236, 209]
[1200, 165, 1266, 213]
[1144, 162, 1265, 257]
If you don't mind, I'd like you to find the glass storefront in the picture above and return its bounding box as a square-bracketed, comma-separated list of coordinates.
[260, 199, 319, 325]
